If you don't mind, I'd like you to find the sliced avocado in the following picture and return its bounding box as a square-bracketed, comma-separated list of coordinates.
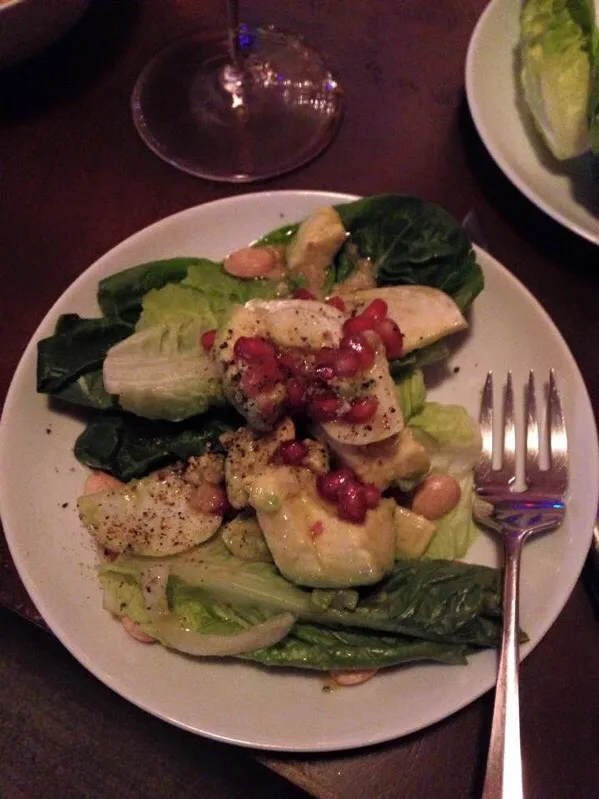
[223, 419, 296, 509]
[245, 299, 344, 350]
[221, 512, 273, 562]
[341, 286, 468, 354]
[393, 505, 437, 558]
[77, 465, 222, 556]
[321, 337, 404, 446]
[318, 426, 430, 491]
[247, 466, 396, 588]
[213, 300, 344, 430]
[286, 206, 347, 296]
[213, 304, 281, 431]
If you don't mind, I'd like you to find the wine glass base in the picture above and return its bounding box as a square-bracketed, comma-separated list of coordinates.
[131, 26, 344, 182]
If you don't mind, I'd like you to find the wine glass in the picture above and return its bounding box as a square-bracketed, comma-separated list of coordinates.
[131, 1, 344, 183]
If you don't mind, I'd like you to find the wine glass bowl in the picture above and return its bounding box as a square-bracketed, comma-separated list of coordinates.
[132, 23, 344, 183]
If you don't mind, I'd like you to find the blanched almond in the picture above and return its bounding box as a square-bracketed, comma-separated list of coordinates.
[224, 246, 277, 278]
[412, 473, 461, 520]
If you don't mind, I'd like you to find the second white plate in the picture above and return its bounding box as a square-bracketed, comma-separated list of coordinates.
[465, 0, 599, 245]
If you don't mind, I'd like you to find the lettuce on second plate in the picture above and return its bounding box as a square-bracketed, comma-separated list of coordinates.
[519, 0, 597, 160]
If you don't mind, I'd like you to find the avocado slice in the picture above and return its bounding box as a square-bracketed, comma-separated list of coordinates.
[342, 286, 468, 354]
[246, 466, 396, 588]
[221, 511, 273, 562]
[393, 505, 437, 558]
[77, 465, 222, 556]
[317, 426, 430, 490]
[213, 300, 345, 430]
[286, 206, 347, 296]
[223, 418, 296, 509]
[321, 336, 404, 446]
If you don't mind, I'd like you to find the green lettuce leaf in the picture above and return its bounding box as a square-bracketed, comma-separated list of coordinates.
[394, 368, 426, 420]
[98, 258, 203, 323]
[182, 260, 278, 314]
[520, 0, 595, 159]
[136, 284, 218, 331]
[408, 401, 482, 478]
[102, 319, 225, 422]
[423, 474, 480, 560]
[100, 538, 506, 649]
[334, 194, 483, 313]
[36, 314, 132, 409]
[407, 402, 482, 558]
[101, 570, 471, 669]
[73, 408, 238, 481]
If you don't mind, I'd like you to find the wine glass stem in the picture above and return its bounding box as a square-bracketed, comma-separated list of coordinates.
[226, 0, 242, 71]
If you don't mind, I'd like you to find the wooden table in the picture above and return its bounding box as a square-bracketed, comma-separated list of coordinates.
[1, 1, 598, 797]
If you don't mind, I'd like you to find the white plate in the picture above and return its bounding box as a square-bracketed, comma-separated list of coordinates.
[0, 191, 597, 752]
[465, 0, 599, 245]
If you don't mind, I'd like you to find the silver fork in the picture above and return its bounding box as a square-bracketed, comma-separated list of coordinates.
[474, 370, 568, 799]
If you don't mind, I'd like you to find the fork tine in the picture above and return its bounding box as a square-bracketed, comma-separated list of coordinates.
[475, 371, 494, 482]
[548, 369, 568, 490]
[501, 372, 516, 485]
[525, 370, 542, 485]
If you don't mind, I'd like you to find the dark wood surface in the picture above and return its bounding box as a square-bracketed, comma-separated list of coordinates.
[1, 1, 599, 797]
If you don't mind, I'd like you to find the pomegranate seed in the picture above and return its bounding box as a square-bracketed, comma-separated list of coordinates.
[343, 396, 379, 424]
[342, 315, 375, 336]
[292, 288, 316, 300]
[360, 298, 388, 322]
[332, 348, 361, 378]
[310, 520, 324, 537]
[326, 296, 346, 312]
[362, 483, 381, 509]
[276, 350, 298, 375]
[339, 333, 376, 371]
[337, 482, 367, 524]
[308, 395, 342, 422]
[241, 363, 283, 398]
[315, 365, 335, 381]
[201, 329, 216, 351]
[285, 377, 306, 408]
[274, 439, 309, 466]
[374, 318, 404, 359]
[234, 336, 276, 363]
[316, 469, 356, 503]
[315, 347, 337, 367]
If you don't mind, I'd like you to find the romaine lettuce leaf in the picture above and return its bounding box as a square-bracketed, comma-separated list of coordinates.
[102, 569, 473, 669]
[407, 402, 482, 558]
[103, 319, 225, 421]
[73, 408, 238, 481]
[100, 538, 506, 649]
[394, 368, 426, 420]
[408, 401, 482, 478]
[182, 260, 278, 314]
[36, 314, 132, 409]
[520, 0, 595, 159]
[334, 194, 483, 313]
[136, 284, 218, 331]
[98, 258, 203, 323]
[423, 474, 480, 560]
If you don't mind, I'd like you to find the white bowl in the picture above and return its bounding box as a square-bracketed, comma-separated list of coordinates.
[0, 0, 91, 69]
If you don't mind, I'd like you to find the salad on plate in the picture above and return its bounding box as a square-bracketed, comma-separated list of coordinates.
[36, 193, 509, 685]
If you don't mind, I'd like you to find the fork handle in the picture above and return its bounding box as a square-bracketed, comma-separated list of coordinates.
[482, 533, 526, 799]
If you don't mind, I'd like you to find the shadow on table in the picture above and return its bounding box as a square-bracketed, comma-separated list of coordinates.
[0, 0, 139, 125]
